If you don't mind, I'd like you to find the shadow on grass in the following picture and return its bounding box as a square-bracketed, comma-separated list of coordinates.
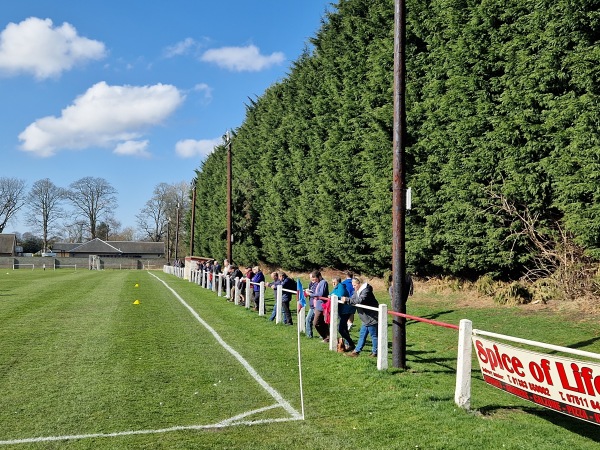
[477, 404, 600, 442]
[552, 336, 600, 353]
[385, 344, 457, 374]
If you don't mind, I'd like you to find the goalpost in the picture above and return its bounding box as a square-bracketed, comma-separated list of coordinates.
[54, 262, 77, 270]
[13, 263, 34, 270]
[89, 255, 101, 270]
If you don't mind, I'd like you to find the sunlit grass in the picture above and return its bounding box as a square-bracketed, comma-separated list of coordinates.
[1, 269, 599, 449]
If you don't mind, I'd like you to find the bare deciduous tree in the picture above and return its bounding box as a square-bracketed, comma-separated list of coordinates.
[0, 177, 27, 233]
[25, 178, 66, 251]
[66, 177, 118, 239]
[137, 182, 172, 242]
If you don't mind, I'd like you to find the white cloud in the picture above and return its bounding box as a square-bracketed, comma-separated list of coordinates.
[200, 44, 285, 72]
[175, 138, 222, 159]
[164, 37, 198, 58]
[114, 140, 151, 158]
[193, 83, 213, 102]
[19, 81, 185, 157]
[0, 17, 106, 79]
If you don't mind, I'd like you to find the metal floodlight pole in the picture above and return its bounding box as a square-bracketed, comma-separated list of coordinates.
[225, 131, 232, 263]
[392, 0, 408, 369]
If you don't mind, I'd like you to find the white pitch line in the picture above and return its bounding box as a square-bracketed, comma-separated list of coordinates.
[148, 272, 302, 419]
[0, 415, 302, 446]
[0, 273, 304, 447]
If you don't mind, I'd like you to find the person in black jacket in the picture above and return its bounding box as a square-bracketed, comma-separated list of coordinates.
[280, 272, 296, 326]
[341, 278, 379, 358]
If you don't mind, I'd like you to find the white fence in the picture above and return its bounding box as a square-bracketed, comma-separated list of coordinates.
[160, 264, 600, 421]
[162, 265, 477, 409]
[163, 265, 391, 370]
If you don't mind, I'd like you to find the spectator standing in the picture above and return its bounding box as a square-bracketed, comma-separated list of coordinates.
[229, 265, 243, 302]
[213, 260, 221, 290]
[221, 259, 230, 293]
[268, 271, 281, 321]
[207, 260, 214, 289]
[251, 266, 265, 311]
[280, 272, 296, 326]
[309, 271, 330, 343]
[240, 266, 254, 306]
[304, 278, 317, 338]
[331, 277, 354, 352]
[342, 278, 379, 357]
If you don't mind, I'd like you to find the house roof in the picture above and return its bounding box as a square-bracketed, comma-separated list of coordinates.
[0, 234, 16, 254]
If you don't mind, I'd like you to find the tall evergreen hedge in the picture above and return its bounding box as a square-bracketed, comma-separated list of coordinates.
[191, 0, 600, 278]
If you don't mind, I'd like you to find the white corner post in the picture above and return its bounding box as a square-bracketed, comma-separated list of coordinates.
[245, 279, 251, 309]
[217, 274, 223, 297]
[455, 318, 473, 410]
[225, 275, 231, 299]
[275, 285, 283, 324]
[234, 277, 241, 305]
[377, 304, 388, 370]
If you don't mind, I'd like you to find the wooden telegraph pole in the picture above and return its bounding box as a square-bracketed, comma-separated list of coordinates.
[189, 179, 196, 257]
[225, 131, 232, 263]
[392, 0, 408, 369]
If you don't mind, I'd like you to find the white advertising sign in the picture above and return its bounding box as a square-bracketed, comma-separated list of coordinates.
[473, 336, 600, 426]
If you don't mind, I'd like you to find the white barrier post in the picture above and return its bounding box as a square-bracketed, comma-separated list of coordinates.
[217, 274, 223, 297]
[235, 277, 241, 305]
[455, 319, 473, 410]
[245, 279, 251, 309]
[377, 304, 388, 370]
[328, 295, 339, 351]
[259, 281, 265, 316]
[275, 285, 283, 323]
[212, 270, 217, 292]
[225, 276, 231, 299]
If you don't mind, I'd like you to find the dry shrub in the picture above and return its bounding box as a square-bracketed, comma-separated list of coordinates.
[493, 282, 533, 305]
[530, 278, 558, 304]
[474, 274, 497, 297]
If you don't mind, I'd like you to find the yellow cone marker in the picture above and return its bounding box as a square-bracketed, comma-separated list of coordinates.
[133, 299, 140, 305]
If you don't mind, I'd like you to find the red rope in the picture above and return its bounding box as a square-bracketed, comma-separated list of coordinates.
[388, 310, 459, 330]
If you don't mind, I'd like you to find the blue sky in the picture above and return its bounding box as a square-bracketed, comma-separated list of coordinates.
[1, 0, 333, 235]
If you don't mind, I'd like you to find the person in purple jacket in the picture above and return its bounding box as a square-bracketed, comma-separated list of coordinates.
[308, 271, 330, 342]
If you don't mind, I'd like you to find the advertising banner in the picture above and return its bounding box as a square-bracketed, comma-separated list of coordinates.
[473, 336, 600, 426]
